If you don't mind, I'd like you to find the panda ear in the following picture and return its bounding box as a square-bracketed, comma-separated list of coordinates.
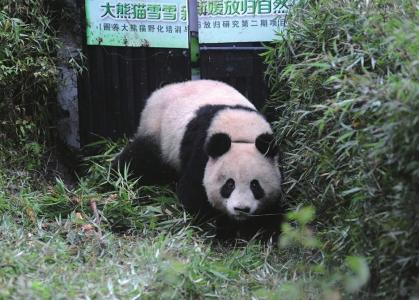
[206, 133, 231, 159]
[255, 133, 278, 158]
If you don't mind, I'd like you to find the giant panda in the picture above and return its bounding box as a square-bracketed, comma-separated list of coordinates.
[113, 80, 284, 239]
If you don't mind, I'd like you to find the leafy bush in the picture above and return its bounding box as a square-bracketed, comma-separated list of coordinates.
[263, 0, 418, 297]
[0, 0, 60, 169]
[275, 206, 370, 299]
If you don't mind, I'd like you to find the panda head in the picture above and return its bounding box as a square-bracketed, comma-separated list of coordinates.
[203, 133, 282, 221]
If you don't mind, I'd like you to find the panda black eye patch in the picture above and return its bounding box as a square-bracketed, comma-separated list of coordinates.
[220, 178, 235, 198]
[250, 180, 265, 199]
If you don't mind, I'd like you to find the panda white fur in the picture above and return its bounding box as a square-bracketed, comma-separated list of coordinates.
[114, 80, 283, 239]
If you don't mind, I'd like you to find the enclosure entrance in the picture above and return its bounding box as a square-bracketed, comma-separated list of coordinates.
[79, 0, 294, 146]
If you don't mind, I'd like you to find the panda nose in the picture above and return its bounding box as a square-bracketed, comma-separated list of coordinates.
[234, 207, 250, 214]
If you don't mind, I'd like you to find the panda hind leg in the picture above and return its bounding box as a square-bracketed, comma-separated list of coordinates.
[111, 135, 175, 185]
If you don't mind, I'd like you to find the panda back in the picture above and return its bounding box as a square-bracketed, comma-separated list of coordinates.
[137, 80, 255, 170]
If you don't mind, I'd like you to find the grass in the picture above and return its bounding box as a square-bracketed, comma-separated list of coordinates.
[0, 139, 370, 299]
[0, 165, 278, 299]
[1, 215, 280, 299]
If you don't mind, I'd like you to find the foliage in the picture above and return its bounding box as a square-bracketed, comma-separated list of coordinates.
[275, 206, 370, 299]
[0, 138, 370, 299]
[263, 0, 419, 298]
[0, 0, 60, 149]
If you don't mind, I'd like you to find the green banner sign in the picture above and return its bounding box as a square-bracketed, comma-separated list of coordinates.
[85, 0, 189, 48]
[197, 0, 295, 44]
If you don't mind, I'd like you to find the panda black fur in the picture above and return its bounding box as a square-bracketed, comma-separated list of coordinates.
[113, 80, 284, 240]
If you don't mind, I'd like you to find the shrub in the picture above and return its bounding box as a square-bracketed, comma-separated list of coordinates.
[263, 0, 418, 298]
[0, 0, 60, 169]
